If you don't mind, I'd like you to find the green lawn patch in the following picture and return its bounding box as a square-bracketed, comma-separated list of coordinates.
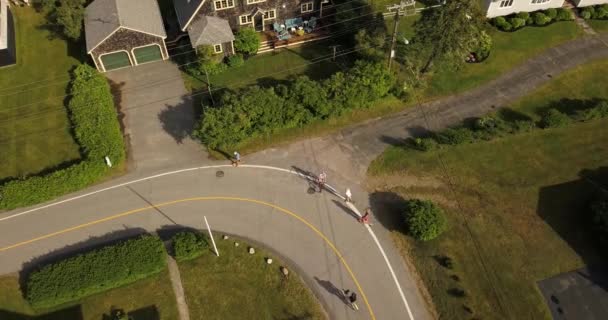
[425, 21, 583, 97]
[0, 271, 179, 320]
[367, 59, 608, 319]
[0, 7, 82, 181]
[588, 19, 608, 33]
[179, 237, 325, 320]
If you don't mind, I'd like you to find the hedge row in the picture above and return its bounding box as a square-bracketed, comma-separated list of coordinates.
[0, 64, 125, 209]
[26, 235, 166, 309]
[580, 4, 608, 20]
[491, 8, 573, 32]
[172, 231, 209, 262]
[195, 60, 395, 149]
[412, 100, 608, 151]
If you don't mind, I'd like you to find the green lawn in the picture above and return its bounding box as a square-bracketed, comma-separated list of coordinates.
[0, 271, 179, 320]
[0, 7, 82, 181]
[179, 237, 325, 320]
[425, 21, 583, 97]
[588, 19, 608, 33]
[367, 59, 608, 319]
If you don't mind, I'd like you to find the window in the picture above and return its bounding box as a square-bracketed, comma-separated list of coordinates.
[214, 0, 234, 10]
[214, 44, 223, 54]
[263, 9, 276, 20]
[531, 0, 550, 3]
[239, 15, 253, 24]
[246, 0, 265, 3]
[301, 2, 313, 13]
[499, 0, 513, 7]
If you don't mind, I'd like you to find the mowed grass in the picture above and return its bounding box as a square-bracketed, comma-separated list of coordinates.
[0, 271, 179, 320]
[179, 238, 325, 320]
[0, 7, 82, 181]
[425, 21, 583, 97]
[588, 19, 608, 33]
[367, 59, 608, 319]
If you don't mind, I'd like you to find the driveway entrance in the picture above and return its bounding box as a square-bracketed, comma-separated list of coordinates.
[105, 60, 206, 173]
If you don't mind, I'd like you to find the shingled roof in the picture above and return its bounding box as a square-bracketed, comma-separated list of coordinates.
[188, 16, 234, 47]
[173, 0, 205, 31]
[85, 0, 167, 53]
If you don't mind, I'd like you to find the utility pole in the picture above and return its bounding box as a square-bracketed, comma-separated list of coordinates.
[204, 67, 215, 106]
[204, 216, 219, 256]
[388, 10, 400, 71]
[329, 45, 341, 61]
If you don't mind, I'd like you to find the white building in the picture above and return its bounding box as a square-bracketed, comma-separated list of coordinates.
[0, 0, 7, 51]
[484, 0, 565, 17]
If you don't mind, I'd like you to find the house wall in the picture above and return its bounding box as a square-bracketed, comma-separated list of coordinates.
[196, 0, 322, 32]
[89, 28, 168, 72]
[573, 0, 608, 7]
[485, 0, 565, 17]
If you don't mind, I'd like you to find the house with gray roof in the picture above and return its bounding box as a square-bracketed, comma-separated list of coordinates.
[85, 0, 169, 72]
[0, 0, 16, 67]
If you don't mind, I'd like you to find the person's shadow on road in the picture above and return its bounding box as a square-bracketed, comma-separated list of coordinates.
[314, 276, 347, 304]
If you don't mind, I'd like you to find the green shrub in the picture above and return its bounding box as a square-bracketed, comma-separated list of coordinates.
[413, 137, 439, 151]
[596, 6, 608, 19]
[435, 127, 475, 145]
[472, 116, 510, 140]
[493, 16, 513, 31]
[172, 231, 209, 261]
[509, 17, 526, 29]
[576, 100, 608, 121]
[580, 7, 592, 19]
[545, 8, 557, 20]
[591, 200, 608, 248]
[510, 120, 537, 133]
[556, 8, 574, 21]
[0, 64, 125, 209]
[533, 12, 551, 26]
[473, 30, 492, 61]
[227, 54, 245, 68]
[234, 27, 260, 55]
[404, 199, 447, 241]
[516, 11, 530, 21]
[540, 109, 572, 128]
[26, 235, 166, 309]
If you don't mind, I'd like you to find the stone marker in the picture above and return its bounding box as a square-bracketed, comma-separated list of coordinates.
[249, 247, 255, 254]
[281, 267, 289, 277]
[234, 242, 239, 247]
[266, 258, 273, 264]
[223, 235, 229, 240]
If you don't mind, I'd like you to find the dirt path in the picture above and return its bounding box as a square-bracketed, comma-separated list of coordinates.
[167, 255, 191, 320]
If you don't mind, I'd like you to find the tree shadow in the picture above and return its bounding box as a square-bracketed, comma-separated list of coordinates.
[379, 135, 407, 147]
[19, 228, 149, 300]
[368, 191, 408, 232]
[157, 95, 196, 144]
[101, 305, 159, 320]
[536, 98, 605, 117]
[536, 166, 608, 319]
[496, 108, 532, 122]
[0, 305, 83, 320]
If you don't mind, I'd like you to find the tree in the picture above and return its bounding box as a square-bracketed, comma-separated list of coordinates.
[591, 200, 608, 248]
[404, 199, 447, 241]
[410, 0, 485, 73]
[234, 28, 260, 55]
[40, 0, 87, 41]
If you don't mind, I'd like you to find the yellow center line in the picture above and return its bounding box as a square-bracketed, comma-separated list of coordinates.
[0, 197, 376, 320]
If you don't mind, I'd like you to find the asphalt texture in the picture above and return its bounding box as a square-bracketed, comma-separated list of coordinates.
[1, 33, 608, 320]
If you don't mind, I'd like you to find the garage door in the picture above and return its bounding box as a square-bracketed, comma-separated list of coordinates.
[134, 45, 163, 65]
[100, 51, 131, 71]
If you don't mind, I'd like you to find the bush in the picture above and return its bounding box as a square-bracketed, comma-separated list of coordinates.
[510, 120, 537, 133]
[509, 17, 526, 30]
[435, 127, 475, 145]
[413, 137, 439, 151]
[576, 100, 608, 121]
[545, 8, 557, 20]
[472, 116, 510, 140]
[493, 16, 513, 31]
[556, 8, 574, 21]
[473, 31, 492, 61]
[172, 231, 209, 261]
[596, 6, 608, 19]
[533, 12, 551, 26]
[26, 235, 166, 308]
[540, 108, 572, 128]
[580, 7, 592, 20]
[404, 199, 447, 241]
[227, 54, 245, 68]
[516, 11, 530, 21]
[0, 65, 125, 209]
[591, 200, 608, 248]
[234, 27, 260, 55]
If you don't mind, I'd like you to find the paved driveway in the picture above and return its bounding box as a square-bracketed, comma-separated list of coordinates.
[106, 61, 206, 174]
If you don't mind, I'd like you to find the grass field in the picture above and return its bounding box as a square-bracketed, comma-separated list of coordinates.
[588, 19, 608, 33]
[0, 7, 82, 181]
[0, 271, 179, 320]
[179, 237, 325, 320]
[367, 59, 608, 319]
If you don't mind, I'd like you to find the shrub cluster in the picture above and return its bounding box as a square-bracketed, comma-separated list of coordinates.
[26, 235, 166, 309]
[195, 61, 395, 149]
[491, 8, 573, 31]
[411, 100, 608, 152]
[404, 199, 447, 241]
[590, 199, 608, 249]
[188, 45, 246, 77]
[471, 31, 492, 62]
[580, 4, 608, 20]
[0, 64, 125, 209]
[172, 231, 209, 261]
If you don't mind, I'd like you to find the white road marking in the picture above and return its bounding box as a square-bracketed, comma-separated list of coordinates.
[0, 164, 415, 318]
